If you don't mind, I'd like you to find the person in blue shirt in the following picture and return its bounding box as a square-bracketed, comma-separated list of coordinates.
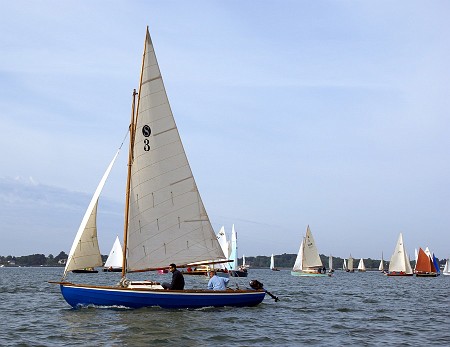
[207, 270, 230, 290]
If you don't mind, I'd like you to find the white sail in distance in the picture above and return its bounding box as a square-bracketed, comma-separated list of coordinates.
[357, 258, 366, 271]
[104, 236, 123, 269]
[229, 224, 238, 270]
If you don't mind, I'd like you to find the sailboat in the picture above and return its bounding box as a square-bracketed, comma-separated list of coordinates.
[242, 255, 249, 269]
[183, 226, 230, 277]
[357, 258, 366, 272]
[378, 252, 385, 272]
[270, 254, 280, 271]
[51, 27, 266, 309]
[443, 259, 450, 276]
[291, 226, 328, 277]
[103, 236, 123, 272]
[342, 258, 347, 271]
[414, 247, 438, 277]
[229, 225, 248, 277]
[346, 255, 354, 273]
[387, 233, 413, 276]
[328, 255, 334, 274]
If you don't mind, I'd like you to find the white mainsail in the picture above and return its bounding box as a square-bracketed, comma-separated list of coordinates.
[378, 252, 384, 271]
[229, 224, 238, 270]
[63, 150, 120, 278]
[388, 232, 413, 274]
[104, 236, 123, 269]
[329, 255, 333, 270]
[126, 29, 225, 271]
[293, 238, 304, 271]
[270, 254, 275, 270]
[443, 259, 450, 276]
[357, 258, 366, 271]
[214, 226, 229, 270]
[424, 247, 432, 259]
[217, 226, 229, 259]
[343, 258, 347, 271]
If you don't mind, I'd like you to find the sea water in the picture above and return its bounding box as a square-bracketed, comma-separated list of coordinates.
[1, 267, 449, 346]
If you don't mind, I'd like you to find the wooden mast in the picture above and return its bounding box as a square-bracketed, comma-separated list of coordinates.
[121, 27, 149, 278]
[121, 89, 137, 278]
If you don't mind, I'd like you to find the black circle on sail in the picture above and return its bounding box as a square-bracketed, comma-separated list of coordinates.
[142, 125, 151, 137]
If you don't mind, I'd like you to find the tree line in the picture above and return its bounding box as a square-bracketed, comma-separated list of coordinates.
[1, 252, 444, 269]
[0, 252, 108, 267]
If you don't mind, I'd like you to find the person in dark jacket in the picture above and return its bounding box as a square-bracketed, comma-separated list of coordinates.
[162, 263, 185, 290]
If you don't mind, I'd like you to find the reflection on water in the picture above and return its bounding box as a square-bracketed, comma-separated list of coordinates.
[1, 267, 450, 346]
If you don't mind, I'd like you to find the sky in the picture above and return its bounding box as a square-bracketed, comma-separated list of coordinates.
[1, 1, 450, 261]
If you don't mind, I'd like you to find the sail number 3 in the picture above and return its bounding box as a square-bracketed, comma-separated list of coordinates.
[142, 125, 151, 151]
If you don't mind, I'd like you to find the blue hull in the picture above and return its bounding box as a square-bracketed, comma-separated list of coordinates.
[60, 284, 265, 309]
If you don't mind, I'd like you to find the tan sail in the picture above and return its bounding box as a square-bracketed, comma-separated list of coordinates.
[125, 28, 225, 271]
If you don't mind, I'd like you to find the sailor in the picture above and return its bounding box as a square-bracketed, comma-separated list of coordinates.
[162, 263, 185, 290]
[207, 270, 230, 290]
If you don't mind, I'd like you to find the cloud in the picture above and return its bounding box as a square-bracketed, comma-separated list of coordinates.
[0, 177, 123, 256]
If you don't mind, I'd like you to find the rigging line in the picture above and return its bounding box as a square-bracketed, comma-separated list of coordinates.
[119, 128, 130, 150]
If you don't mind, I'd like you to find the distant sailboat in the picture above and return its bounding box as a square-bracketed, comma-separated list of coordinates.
[415, 247, 438, 277]
[378, 252, 385, 272]
[443, 259, 450, 276]
[184, 226, 230, 277]
[242, 255, 249, 269]
[270, 254, 280, 271]
[346, 255, 354, 273]
[229, 225, 248, 277]
[328, 255, 334, 274]
[103, 236, 123, 272]
[342, 258, 347, 271]
[357, 258, 366, 272]
[291, 226, 328, 277]
[387, 233, 413, 276]
[423, 247, 440, 276]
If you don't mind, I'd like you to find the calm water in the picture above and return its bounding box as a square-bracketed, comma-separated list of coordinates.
[1, 267, 449, 346]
